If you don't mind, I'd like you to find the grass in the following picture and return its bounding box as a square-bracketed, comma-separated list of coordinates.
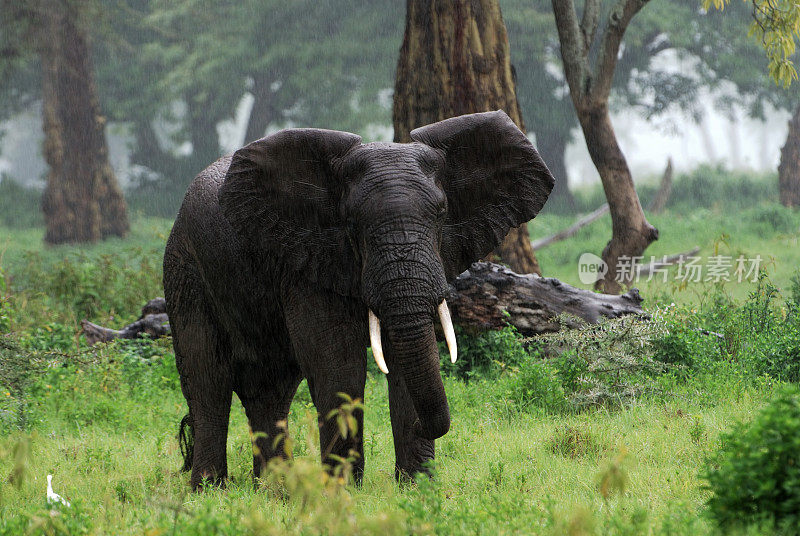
[0, 348, 778, 534]
[2, 167, 800, 534]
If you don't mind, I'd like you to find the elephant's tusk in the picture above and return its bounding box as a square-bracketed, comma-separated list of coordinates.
[368, 309, 389, 374]
[438, 300, 458, 364]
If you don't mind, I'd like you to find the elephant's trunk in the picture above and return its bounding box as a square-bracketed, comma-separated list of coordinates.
[362, 226, 452, 440]
[379, 307, 450, 440]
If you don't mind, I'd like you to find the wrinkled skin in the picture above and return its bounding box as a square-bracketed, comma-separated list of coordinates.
[163, 111, 554, 489]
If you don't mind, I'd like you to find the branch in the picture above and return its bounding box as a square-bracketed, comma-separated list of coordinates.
[592, 0, 649, 101]
[636, 247, 700, 277]
[552, 0, 591, 99]
[579, 0, 602, 54]
[531, 203, 609, 250]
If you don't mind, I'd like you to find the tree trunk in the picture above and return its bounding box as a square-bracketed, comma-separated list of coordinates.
[779, 104, 800, 208]
[392, 0, 543, 275]
[537, 132, 576, 212]
[648, 158, 673, 214]
[576, 104, 658, 293]
[186, 100, 221, 178]
[551, 0, 657, 294]
[244, 74, 276, 144]
[40, 2, 128, 244]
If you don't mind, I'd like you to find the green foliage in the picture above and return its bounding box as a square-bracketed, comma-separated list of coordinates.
[646, 165, 778, 212]
[0, 267, 11, 333]
[501, 357, 567, 414]
[0, 179, 41, 228]
[705, 0, 800, 87]
[440, 325, 530, 380]
[536, 317, 669, 409]
[0, 501, 94, 536]
[548, 426, 605, 459]
[11, 249, 162, 322]
[703, 386, 800, 532]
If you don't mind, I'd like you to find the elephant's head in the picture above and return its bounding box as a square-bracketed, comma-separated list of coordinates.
[218, 110, 554, 440]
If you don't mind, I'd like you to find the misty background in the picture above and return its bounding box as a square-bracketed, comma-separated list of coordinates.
[1, 0, 794, 216]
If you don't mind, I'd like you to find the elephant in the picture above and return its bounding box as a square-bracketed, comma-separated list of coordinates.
[163, 110, 554, 489]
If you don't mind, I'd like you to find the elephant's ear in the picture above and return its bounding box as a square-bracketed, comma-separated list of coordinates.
[411, 110, 554, 280]
[218, 128, 362, 295]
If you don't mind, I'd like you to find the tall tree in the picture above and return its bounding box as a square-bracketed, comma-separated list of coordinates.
[393, 0, 544, 275]
[2, 0, 128, 243]
[779, 106, 800, 207]
[89, 0, 404, 213]
[551, 0, 658, 293]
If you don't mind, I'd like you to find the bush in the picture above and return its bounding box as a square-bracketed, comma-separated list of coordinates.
[747, 204, 798, 236]
[537, 317, 669, 409]
[0, 268, 11, 333]
[440, 325, 530, 380]
[662, 165, 776, 213]
[0, 178, 42, 229]
[501, 358, 566, 414]
[11, 250, 162, 322]
[648, 275, 800, 383]
[703, 386, 800, 532]
[568, 165, 777, 215]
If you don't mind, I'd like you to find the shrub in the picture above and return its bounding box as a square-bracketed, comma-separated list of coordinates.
[502, 358, 566, 414]
[703, 386, 800, 532]
[440, 325, 529, 380]
[570, 165, 777, 215]
[536, 317, 669, 409]
[666, 165, 776, 212]
[0, 268, 11, 332]
[0, 178, 42, 229]
[12, 250, 162, 322]
[747, 204, 797, 236]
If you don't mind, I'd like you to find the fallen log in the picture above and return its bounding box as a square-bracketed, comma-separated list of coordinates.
[449, 262, 645, 336]
[81, 298, 170, 346]
[80, 263, 646, 344]
[531, 204, 609, 250]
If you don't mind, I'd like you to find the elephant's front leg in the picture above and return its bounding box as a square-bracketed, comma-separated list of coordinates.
[385, 343, 435, 481]
[283, 287, 367, 485]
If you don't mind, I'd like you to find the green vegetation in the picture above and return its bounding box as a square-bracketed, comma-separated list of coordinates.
[703, 386, 800, 533]
[533, 166, 800, 302]
[2, 168, 800, 534]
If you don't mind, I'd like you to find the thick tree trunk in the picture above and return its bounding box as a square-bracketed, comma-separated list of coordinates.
[392, 0, 543, 275]
[779, 104, 800, 208]
[40, 3, 128, 244]
[576, 104, 658, 293]
[244, 74, 276, 143]
[187, 102, 221, 177]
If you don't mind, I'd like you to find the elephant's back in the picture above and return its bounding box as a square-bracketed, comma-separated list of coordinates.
[164, 155, 271, 339]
